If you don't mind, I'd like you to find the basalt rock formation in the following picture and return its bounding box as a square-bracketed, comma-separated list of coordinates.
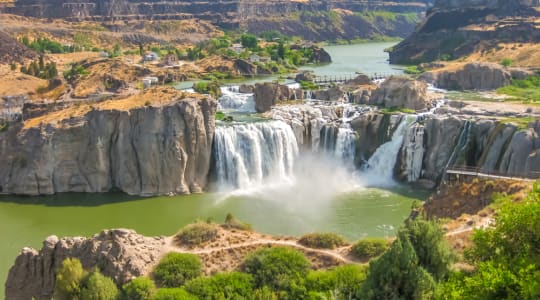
[5, 229, 166, 300]
[3, 0, 433, 41]
[370, 76, 430, 110]
[253, 82, 303, 113]
[0, 92, 217, 196]
[419, 62, 512, 90]
[390, 0, 540, 64]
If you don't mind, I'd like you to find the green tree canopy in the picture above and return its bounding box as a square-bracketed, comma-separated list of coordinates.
[153, 252, 202, 288]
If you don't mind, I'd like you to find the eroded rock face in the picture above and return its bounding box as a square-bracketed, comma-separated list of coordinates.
[420, 62, 512, 90]
[0, 97, 217, 196]
[5, 229, 166, 300]
[253, 83, 302, 113]
[370, 76, 430, 110]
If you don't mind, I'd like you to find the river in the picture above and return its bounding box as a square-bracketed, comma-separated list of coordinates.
[1, 42, 422, 295]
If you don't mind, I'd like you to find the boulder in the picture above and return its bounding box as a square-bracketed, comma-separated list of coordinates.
[295, 71, 316, 83]
[370, 76, 430, 110]
[253, 82, 302, 113]
[238, 84, 254, 93]
[420, 62, 512, 90]
[311, 46, 332, 63]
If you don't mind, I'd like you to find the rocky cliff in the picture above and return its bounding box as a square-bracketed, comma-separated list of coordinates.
[3, 0, 433, 41]
[389, 0, 540, 64]
[5, 229, 166, 300]
[0, 89, 217, 196]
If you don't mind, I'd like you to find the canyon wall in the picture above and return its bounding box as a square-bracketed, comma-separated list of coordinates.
[0, 97, 217, 196]
[389, 0, 540, 63]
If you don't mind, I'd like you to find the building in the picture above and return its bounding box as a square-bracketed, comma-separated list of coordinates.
[143, 52, 160, 62]
[162, 54, 178, 66]
[142, 76, 159, 88]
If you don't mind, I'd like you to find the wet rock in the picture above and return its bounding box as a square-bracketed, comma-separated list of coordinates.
[420, 63, 512, 90]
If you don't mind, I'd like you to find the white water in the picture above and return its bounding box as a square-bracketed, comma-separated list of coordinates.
[217, 86, 255, 112]
[363, 115, 417, 186]
[213, 121, 299, 191]
[335, 124, 356, 164]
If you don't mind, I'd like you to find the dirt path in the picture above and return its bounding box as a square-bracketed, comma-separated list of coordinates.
[165, 237, 357, 264]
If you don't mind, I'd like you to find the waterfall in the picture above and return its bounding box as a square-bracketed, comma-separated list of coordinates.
[217, 86, 255, 112]
[213, 121, 299, 190]
[335, 124, 356, 163]
[363, 115, 416, 185]
[403, 123, 425, 182]
[445, 120, 472, 169]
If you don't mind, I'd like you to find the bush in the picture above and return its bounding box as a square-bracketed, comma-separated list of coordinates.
[351, 238, 389, 260]
[500, 58, 513, 67]
[174, 222, 218, 246]
[80, 270, 119, 300]
[242, 247, 310, 291]
[185, 272, 254, 299]
[153, 288, 197, 300]
[298, 233, 347, 249]
[153, 253, 202, 288]
[305, 265, 367, 298]
[404, 65, 422, 75]
[54, 258, 87, 300]
[224, 213, 253, 231]
[122, 277, 157, 300]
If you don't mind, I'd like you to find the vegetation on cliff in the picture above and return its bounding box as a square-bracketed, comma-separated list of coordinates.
[497, 74, 540, 102]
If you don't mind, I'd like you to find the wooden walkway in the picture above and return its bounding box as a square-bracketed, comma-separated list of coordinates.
[313, 72, 398, 86]
[445, 166, 540, 182]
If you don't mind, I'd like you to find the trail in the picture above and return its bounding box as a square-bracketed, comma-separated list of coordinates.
[166, 237, 356, 264]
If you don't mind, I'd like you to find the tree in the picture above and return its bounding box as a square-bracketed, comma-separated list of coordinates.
[80, 270, 119, 300]
[277, 42, 286, 60]
[122, 277, 157, 300]
[405, 219, 455, 281]
[242, 247, 310, 292]
[54, 258, 87, 300]
[153, 253, 202, 287]
[360, 231, 436, 299]
[240, 34, 258, 50]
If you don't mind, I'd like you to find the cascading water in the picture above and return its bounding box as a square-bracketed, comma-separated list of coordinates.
[363, 115, 417, 185]
[335, 124, 356, 163]
[217, 86, 255, 112]
[213, 120, 299, 190]
[445, 120, 472, 169]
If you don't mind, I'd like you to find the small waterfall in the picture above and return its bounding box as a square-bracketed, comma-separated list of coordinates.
[335, 124, 356, 163]
[403, 123, 425, 182]
[320, 124, 338, 152]
[305, 90, 313, 100]
[218, 86, 255, 112]
[445, 120, 472, 169]
[213, 121, 299, 190]
[364, 115, 416, 185]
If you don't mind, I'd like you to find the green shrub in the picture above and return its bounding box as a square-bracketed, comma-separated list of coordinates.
[54, 258, 87, 300]
[500, 58, 513, 67]
[122, 277, 157, 300]
[242, 247, 310, 291]
[404, 65, 422, 75]
[80, 270, 119, 300]
[305, 265, 367, 298]
[152, 288, 197, 300]
[298, 233, 347, 249]
[185, 272, 254, 299]
[153, 253, 202, 287]
[215, 111, 225, 121]
[299, 80, 319, 90]
[0, 122, 8, 132]
[351, 238, 389, 260]
[174, 222, 218, 246]
[224, 213, 253, 231]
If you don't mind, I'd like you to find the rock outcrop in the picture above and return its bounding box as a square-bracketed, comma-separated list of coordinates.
[0, 93, 217, 196]
[5, 229, 166, 300]
[253, 82, 302, 113]
[370, 76, 430, 110]
[420, 62, 512, 90]
[390, 0, 540, 64]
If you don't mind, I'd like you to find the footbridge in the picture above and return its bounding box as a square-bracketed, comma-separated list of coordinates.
[444, 166, 540, 183]
[312, 72, 399, 86]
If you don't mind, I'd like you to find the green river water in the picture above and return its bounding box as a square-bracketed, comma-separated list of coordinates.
[0, 42, 421, 296]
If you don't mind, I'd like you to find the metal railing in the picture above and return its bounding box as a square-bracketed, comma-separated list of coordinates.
[445, 165, 540, 181]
